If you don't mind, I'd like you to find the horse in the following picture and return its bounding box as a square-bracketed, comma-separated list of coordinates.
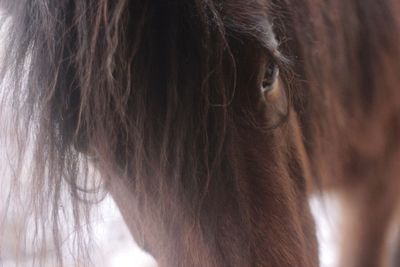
[0, 0, 399, 266]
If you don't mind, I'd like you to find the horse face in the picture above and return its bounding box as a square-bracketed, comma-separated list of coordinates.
[105, 2, 319, 266]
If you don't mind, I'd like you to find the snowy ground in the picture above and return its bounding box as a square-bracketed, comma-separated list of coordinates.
[311, 196, 340, 267]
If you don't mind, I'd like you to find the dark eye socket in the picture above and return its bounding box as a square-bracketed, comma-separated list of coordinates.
[261, 61, 279, 92]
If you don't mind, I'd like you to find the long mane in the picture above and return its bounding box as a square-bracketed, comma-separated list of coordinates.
[0, 1, 245, 264]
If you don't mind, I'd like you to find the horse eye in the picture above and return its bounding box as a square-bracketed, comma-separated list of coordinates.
[261, 61, 279, 93]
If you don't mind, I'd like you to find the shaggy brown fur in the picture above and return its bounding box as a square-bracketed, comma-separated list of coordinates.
[0, 0, 399, 266]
